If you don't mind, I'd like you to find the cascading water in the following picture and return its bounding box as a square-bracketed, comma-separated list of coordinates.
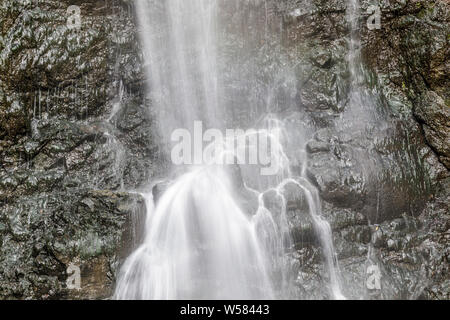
[115, 0, 345, 300]
[286, 177, 346, 300]
[344, 0, 407, 299]
[115, 0, 278, 299]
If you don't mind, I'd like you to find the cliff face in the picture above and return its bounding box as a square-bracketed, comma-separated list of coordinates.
[265, 0, 449, 299]
[0, 0, 448, 299]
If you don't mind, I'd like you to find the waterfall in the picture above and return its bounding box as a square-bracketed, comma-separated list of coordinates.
[115, 0, 345, 300]
[344, 0, 381, 128]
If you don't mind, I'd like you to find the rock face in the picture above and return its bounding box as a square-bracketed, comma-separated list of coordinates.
[0, 0, 152, 299]
[0, 0, 448, 299]
[273, 0, 449, 299]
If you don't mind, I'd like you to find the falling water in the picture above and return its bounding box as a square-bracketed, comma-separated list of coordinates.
[344, 0, 382, 128]
[115, 0, 277, 299]
[115, 167, 275, 299]
[285, 177, 346, 300]
[115, 0, 345, 300]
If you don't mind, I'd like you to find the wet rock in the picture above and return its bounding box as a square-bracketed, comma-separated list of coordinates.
[0, 190, 145, 299]
[152, 180, 172, 204]
[281, 181, 310, 213]
[288, 209, 317, 247]
[387, 239, 399, 251]
[225, 164, 259, 215]
[310, 49, 333, 69]
[299, 66, 349, 113]
[262, 189, 284, 217]
[0, 0, 153, 300]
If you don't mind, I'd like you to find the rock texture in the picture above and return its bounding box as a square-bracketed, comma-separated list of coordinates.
[0, 0, 152, 299]
[0, 0, 448, 300]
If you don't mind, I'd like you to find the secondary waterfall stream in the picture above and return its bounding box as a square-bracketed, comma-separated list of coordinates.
[114, 0, 346, 299]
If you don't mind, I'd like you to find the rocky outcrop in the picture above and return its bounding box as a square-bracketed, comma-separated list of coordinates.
[0, 0, 153, 299]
